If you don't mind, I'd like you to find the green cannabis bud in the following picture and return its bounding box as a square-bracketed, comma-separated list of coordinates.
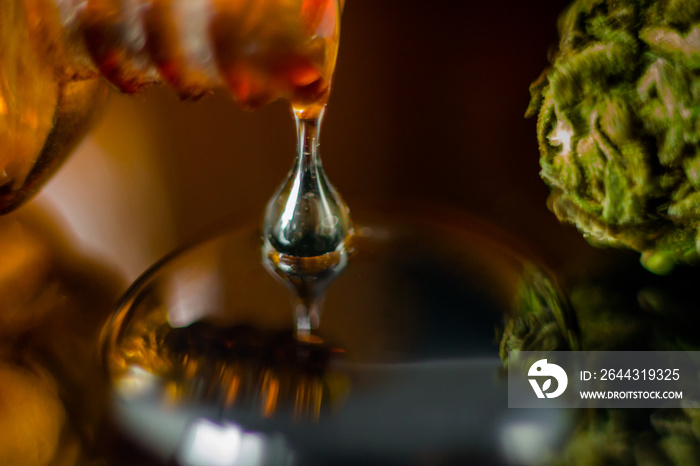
[528, 0, 700, 274]
[499, 257, 700, 465]
[499, 263, 579, 364]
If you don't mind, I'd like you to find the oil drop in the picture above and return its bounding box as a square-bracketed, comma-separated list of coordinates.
[262, 106, 352, 339]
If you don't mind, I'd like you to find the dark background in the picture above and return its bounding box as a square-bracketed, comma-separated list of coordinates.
[47, 0, 609, 281]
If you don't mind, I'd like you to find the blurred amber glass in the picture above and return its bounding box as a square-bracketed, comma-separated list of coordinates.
[0, 205, 123, 465]
[101, 206, 575, 443]
[0, 1, 107, 214]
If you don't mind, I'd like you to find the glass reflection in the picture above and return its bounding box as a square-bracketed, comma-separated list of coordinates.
[101, 206, 576, 464]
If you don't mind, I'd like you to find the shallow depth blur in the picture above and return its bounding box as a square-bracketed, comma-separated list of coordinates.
[5, 0, 700, 465]
[0, 204, 123, 465]
[40, 0, 594, 283]
[100, 206, 577, 465]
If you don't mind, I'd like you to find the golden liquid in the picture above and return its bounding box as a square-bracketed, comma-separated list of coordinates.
[263, 242, 350, 335]
[111, 320, 348, 421]
[76, 0, 341, 114]
[0, 0, 341, 213]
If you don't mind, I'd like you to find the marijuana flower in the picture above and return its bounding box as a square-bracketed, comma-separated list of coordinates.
[528, 0, 700, 274]
[500, 255, 700, 465]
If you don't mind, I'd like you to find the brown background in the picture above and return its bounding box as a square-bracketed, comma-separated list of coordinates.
[41, 0, 605, 282]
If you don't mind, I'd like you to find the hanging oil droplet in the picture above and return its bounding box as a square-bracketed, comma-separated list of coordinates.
[262, 106, 352, 339]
